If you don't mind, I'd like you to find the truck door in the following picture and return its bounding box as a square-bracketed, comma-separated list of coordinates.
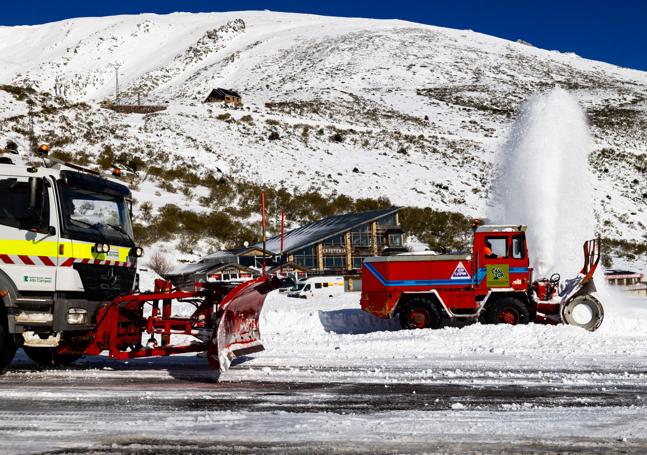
[508, 234, 530, 290]
[482, 235, 512, 289]
[0, 175, 59, 293]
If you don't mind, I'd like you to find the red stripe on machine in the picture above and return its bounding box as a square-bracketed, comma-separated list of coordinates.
[39, 256, 56, 266]
[19, 255, 34, 265]
[0, 254, 14, 264]
[60, 258, 75, 267]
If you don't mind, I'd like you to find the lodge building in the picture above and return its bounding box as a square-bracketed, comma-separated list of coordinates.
[258, 207, 405, 273]
[165, 207, 405, 290]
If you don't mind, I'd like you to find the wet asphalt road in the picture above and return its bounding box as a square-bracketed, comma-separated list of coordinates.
[1, 354, 647, 454]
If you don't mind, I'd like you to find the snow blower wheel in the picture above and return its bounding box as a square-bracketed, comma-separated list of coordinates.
[399, 299, 442, 330]
[485, 297, 530, 325]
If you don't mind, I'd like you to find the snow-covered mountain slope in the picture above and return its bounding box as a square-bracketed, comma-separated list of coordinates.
[0, 11, 645, 248]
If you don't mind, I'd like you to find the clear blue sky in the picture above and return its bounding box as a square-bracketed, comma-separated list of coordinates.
[2, 0, 645, 71]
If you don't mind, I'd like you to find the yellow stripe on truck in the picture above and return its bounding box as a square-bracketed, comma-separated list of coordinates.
[0, 239, 129, 262]
[0, 240, 58, 256]
[70, 242, 129, 262]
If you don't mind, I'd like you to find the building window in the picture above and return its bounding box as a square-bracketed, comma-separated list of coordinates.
[378, 213, 397, 226]
[293, 246, 316, 268]
[352, 256, 369, 269]
[323, 234, 344, 246]
[389, 233, 402, 247]
[324, 256, 346, 269]
[351, 225, 371, 247]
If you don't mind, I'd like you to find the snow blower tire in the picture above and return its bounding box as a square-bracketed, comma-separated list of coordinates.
[399, 299, 442, 330]
[485, 297, 530, 325]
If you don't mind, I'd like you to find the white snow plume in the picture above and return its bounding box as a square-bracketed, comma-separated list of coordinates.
[490, 87, 595, 278]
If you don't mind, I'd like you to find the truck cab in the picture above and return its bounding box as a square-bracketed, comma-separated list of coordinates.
[471, 225, 531, 298]
[0, 160, 142, 368]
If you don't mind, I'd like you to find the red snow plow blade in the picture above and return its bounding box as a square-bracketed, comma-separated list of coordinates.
[208, 276, 281, 370]
[73, 275, 280, 371]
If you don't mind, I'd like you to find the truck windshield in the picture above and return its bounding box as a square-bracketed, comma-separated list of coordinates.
[293, 283, 306, 291]
[59, 185, 134, 247]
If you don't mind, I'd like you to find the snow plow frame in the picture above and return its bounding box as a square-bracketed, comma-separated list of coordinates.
[67, 275, 280, 371]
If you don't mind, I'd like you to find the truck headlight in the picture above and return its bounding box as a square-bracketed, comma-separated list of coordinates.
[67, 308, 88, 325]
[94, 243, 110, 254]
[130, 246, 144, 257]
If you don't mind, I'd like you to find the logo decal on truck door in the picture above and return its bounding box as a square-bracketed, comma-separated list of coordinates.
[451, 262, 471, 280]
[486, 264, 510, 287]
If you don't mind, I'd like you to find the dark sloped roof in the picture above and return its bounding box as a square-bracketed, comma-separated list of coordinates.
[205, 88, 241, 101]
[256, 207, 399, 255]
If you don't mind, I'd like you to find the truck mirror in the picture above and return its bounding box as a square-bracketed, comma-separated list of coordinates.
[28, 177, 38, 211]
[27, 177, 51, 233]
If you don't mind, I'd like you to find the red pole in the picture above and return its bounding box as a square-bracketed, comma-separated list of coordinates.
[280, 208, 285, 273]
[262, 192, 266, 275]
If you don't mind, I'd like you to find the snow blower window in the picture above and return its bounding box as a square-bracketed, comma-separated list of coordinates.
[485, 237, 508, 258]
[512, 236, 525, 259]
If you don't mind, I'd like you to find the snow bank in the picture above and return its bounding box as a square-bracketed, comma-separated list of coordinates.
[237, 290, 647, 383]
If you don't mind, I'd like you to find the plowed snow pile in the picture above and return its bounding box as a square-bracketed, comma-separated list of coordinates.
[218, 290, 647, 383]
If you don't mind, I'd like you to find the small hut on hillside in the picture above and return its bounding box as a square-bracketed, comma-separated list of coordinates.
[204, 88, 242, 106]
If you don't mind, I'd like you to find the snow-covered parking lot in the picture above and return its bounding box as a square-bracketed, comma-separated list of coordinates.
[2, 290, 647, 454]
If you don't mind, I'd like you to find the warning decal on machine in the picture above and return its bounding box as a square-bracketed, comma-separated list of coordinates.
[451, 262, 471, 280]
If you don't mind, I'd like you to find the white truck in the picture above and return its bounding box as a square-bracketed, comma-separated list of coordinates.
[0, 155, 143, 369]
[287, 276, 345, 299]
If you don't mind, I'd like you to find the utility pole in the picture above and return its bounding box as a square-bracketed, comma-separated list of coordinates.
[27, 99, 36, 156]
[112, 63, 122, 104]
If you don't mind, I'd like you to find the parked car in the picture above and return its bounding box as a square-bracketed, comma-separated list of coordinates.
[287, 276, 345, 299]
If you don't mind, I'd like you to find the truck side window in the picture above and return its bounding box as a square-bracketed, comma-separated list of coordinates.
[485, 237, 508, 258]
[512, 236, 525, 259]
[315, 283, 322, 289]
[0, 177, 49, 230]
[304, 284, 311, 291]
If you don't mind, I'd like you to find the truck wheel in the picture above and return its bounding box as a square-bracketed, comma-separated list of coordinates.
[485, 297, 530, 325]
[0, 323, 17, 372]
[399, 299, 442, 330]
[23, 347, 81, 367]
